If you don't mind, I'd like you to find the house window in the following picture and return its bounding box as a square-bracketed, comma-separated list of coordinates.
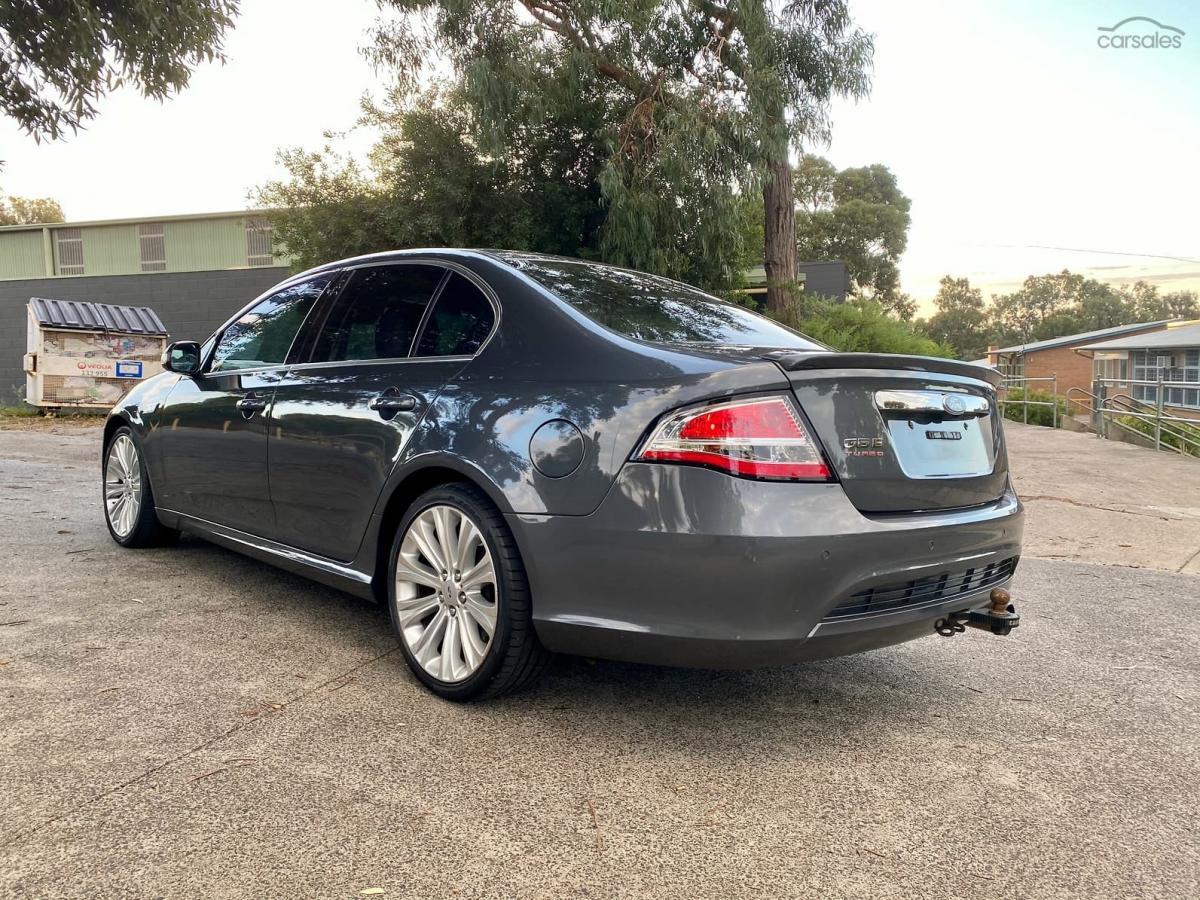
[1092, 357, 1128, 383]
[55, 228, 84, 275]
[138, 223, 166, 272]
[997, 354, 1024, 380]
[1131, 349, 1200, 408]
[1168, 349, 1200, 409]
[245, 217, 274, 267]
[1132, 350, 1160, 403]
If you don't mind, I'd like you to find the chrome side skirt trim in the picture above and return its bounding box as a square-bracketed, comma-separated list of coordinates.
[162, 509, 373, 586]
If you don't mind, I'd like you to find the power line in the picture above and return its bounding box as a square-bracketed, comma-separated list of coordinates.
[1005, 244, 1200, 265]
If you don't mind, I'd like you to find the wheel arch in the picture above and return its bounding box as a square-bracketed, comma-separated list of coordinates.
[369, 456, 516, 600]
[102, 412, 132, 450]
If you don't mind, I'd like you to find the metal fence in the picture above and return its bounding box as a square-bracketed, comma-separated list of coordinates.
[1066, 376, 1200, 457]
[997, 375, 1059, 428]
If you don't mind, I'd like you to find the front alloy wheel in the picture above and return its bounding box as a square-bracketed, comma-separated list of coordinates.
[102, 426, 177, 548]
[388, 483, 549, 700]
[104, 434, 142, 539]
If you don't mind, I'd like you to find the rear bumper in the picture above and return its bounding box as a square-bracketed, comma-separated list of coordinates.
[509, 463, 1024, 668]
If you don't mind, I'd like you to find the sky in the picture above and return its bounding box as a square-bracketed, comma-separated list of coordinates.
[1, 0, 1198, 312]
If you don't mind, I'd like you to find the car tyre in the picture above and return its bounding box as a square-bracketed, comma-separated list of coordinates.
[102, 426, 179, 548]
[388, 483, 550, 701]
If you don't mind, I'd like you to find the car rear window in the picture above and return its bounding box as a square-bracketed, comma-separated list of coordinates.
[499, 254, 825, 349]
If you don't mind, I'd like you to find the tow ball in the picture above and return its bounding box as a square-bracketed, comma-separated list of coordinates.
[935, 588, 1020, 638]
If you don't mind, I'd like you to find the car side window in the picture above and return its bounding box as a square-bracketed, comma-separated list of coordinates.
[209, 276, 331, 372]
[414, 272, 496, 357]
[310, 264, 446, 363]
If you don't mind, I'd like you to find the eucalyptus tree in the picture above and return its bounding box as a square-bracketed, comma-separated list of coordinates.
[0, 194, 64, 225]
[371, 0, 873, 309]
[794, 155, 913, 314]
[0, 1, 238, 141]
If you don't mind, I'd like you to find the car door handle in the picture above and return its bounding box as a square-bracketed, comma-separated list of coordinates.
[236, 395, 268, 413]
[368, 394, 418, 413]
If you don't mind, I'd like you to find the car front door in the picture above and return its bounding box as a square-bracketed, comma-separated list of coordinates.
[153, 274, 333, 536]
[267, 263, 497, 562]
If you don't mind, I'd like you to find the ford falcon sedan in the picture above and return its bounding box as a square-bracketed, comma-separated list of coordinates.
[102, 250, 1023, 700]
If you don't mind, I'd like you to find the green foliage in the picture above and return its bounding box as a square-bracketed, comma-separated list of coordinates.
[255, 87, 605, 272]
[793, 155, 912, 316]
[0, 405, 39, 418]
[1116, 415, 1200, 457]
[988, 271, 1199, 348]
[917, 271, 1200, 361]
[920, 276, 990, 360]
[0, 1, 238, 140]
[0, 194, 64, 225]
[1119, 281, 1200, 322]
[1000, 388, 1068, 429]
[1, 383, 38, 417]
[763, 296, 954, 357]
[369, 0, 873, 293]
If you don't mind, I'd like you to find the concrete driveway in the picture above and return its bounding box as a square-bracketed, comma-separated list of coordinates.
[0, 421, 1197, 899]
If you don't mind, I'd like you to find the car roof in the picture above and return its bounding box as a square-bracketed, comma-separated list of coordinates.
[286, 248, 712, 295]
[287, 248, 544, 282]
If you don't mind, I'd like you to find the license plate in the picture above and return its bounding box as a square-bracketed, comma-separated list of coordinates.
[886, 419, 991, 478]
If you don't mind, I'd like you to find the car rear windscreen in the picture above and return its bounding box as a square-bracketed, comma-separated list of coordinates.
[500, 254, 826, 349]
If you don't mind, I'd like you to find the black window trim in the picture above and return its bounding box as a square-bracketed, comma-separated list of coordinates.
[280, 258, 502, 372]
[199, 270, 341, 377]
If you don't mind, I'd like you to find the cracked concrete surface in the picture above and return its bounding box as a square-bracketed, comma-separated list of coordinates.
[1006, 423, 1200, 574]
[0, 420, 1197, 898]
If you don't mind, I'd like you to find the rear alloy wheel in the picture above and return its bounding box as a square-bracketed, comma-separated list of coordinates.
[102, 427, 177, 548]
[389, 484, 549, 700]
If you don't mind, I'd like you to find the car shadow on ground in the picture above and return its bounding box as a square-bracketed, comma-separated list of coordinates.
[162, 533, 968, 754]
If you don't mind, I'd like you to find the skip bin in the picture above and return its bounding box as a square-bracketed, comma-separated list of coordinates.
[23, 298, 169, 409]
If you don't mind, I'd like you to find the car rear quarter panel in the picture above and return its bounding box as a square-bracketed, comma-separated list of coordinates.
[385, 255, 795, 517]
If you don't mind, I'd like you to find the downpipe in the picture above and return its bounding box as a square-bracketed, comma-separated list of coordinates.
[934, 587, 1021, 638]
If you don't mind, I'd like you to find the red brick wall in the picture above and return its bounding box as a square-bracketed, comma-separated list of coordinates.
[1023, 345, 1098, 397]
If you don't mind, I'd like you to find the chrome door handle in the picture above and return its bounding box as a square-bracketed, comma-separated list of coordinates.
[236, 395, 267, 413]
[368, 394, 418, 413]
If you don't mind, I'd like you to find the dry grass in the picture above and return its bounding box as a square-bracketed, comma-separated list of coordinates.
[0, 410, 105, 431]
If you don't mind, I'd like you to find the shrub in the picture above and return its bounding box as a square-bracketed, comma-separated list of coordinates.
[1116, 415, 1200, 457]
[763, 296, 955, 357]
[1000, 387, 1069, 428]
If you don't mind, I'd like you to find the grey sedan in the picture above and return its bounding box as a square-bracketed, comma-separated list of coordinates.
[102, 250, 1023, 700]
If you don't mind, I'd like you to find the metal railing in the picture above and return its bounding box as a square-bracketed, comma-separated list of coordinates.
[997, 374, 1059, 428]
[1066, 377, 1200, 457]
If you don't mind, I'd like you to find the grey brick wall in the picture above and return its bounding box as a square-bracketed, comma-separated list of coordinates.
[1, 267, 290, 400]
[798, 262, 851, 300]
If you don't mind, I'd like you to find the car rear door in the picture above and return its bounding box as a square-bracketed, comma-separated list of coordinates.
[266, 263, 497, 562]
[153, 275, 333, 536]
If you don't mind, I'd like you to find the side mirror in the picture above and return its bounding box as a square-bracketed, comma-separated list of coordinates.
[162, 341, 202, 375]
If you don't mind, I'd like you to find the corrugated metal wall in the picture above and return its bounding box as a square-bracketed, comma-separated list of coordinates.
[0, 214, 289, 280]
[0, 230, 47, 280]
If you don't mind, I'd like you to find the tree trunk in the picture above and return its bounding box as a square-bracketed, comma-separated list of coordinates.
[762, 158, 798, 313]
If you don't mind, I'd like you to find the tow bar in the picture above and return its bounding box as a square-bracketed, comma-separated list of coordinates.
[935, 587, 1020, 638]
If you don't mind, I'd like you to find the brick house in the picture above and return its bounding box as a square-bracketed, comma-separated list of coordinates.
[985, 320, 1180, 398]
[1076, 321, 1200, 421]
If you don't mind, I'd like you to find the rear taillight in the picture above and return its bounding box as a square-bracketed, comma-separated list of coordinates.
[637, 395, 832, 481]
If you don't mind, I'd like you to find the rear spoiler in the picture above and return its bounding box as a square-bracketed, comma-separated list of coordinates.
[762, 351, 1003, 389]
